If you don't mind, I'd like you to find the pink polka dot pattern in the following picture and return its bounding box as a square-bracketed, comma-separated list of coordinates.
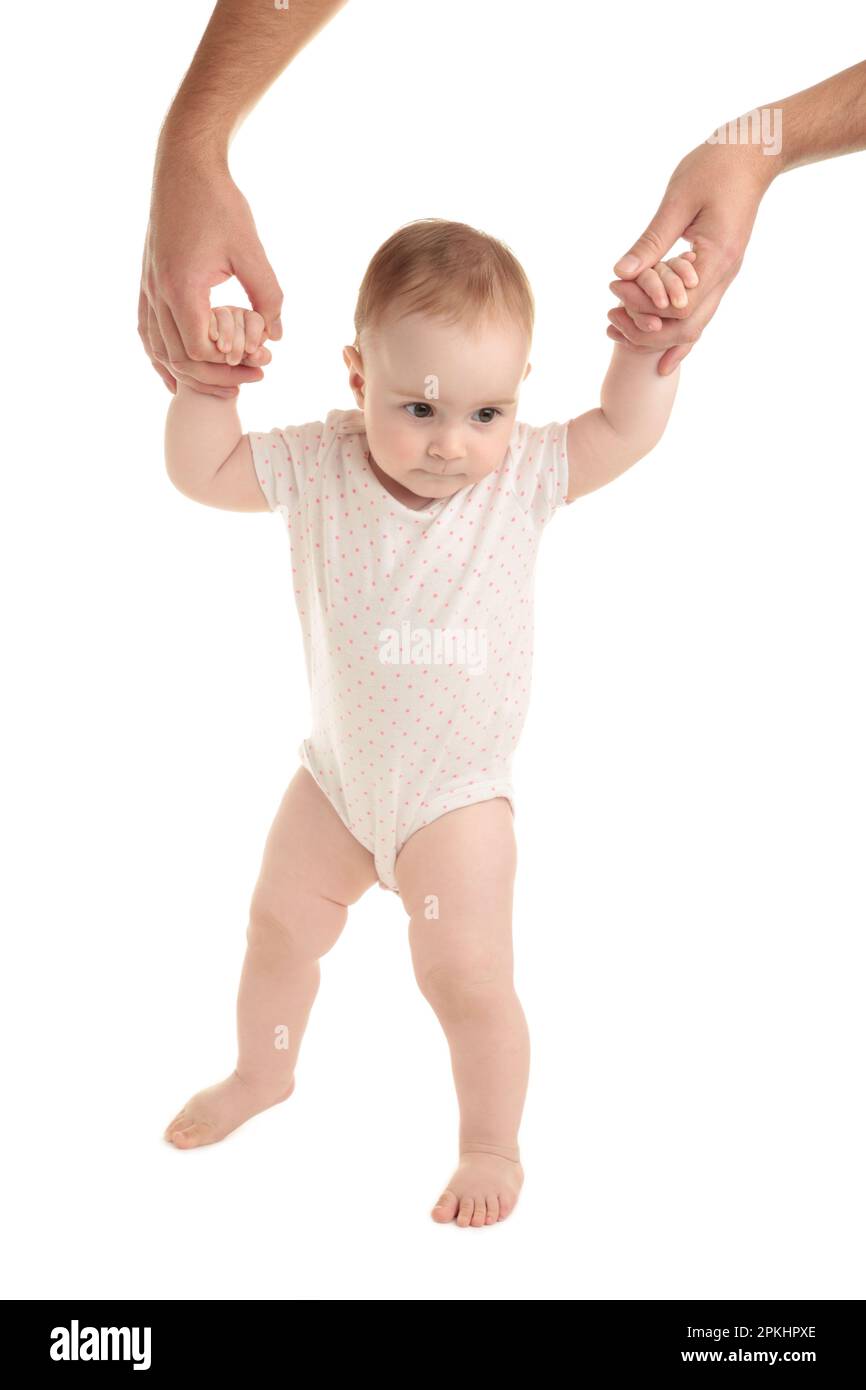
[248, 408, 571, 894]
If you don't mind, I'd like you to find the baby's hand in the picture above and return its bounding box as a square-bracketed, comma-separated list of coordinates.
[208, 306, 272, 369]
[635, 250, 699, 311]
[610, 251, 700, 337]
[606, 252, 700, 344]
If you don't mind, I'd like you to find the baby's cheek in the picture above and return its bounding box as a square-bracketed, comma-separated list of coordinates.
[378, 419, 417, 467]
[479, 427, 511, 475]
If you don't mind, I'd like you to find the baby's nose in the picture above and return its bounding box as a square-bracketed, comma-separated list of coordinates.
[429, 438, 465, 463]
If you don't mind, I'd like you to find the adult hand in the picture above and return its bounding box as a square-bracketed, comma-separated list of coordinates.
[607, 140, 776, 374]
[139, 156, 283, 399]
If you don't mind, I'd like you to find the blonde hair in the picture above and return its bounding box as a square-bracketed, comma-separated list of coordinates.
[353, 218, 534, 351]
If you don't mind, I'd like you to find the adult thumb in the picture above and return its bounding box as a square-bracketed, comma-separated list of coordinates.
[613, 196, 691, 279]
[234, 244, 284, 340]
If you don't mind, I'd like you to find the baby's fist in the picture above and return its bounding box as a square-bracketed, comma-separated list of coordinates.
[208, 306, 272, 369]
[634, 251, 699, 312]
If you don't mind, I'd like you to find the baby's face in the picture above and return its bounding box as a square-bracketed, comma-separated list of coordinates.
[343, 309, 531, 505]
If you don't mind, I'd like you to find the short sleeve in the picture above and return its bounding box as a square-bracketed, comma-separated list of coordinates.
[247, 420, 328, 519]
[508, 420, 571, 529]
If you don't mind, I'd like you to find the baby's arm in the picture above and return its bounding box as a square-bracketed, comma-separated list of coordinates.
[164, 307, 269, 511]
[565, 253, 697, 502]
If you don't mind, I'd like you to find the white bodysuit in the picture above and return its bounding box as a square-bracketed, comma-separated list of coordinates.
[249, 407, 571, 894]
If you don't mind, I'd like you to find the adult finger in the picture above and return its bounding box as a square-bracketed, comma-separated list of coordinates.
[155, 278, 220, 365]
[232, 242, 283, 340]
[606, 323, 652, 351]
[657, 342, 694, 374]
[146, 299, 172, 370]
[607, 304, 679, 349]
[682, 238, 730, 304]
[171, 378, 240, 399]
[137, 284, 151, 352]
[150, 357, 178, 392]
[137, 288, 178, 394]
[613, 193, 693, 279]
[242, 344, 272, 366]
[166, 356, 264, 389]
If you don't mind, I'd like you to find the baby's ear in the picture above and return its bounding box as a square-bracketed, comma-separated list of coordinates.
[342, 345, 366, 406]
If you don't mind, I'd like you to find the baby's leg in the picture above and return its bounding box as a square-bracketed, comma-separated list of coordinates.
[164, 765, 377, 1148]
[394, 798, 527, 1226]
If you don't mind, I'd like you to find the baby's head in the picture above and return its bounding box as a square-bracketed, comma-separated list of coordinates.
[343, 219, 534, 504]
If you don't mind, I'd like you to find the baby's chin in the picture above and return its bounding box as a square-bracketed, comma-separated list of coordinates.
[407, 467, 468, 494]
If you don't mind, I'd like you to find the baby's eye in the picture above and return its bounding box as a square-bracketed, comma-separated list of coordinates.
[472, 407, 502, 424]
[404, 402, 433, 419]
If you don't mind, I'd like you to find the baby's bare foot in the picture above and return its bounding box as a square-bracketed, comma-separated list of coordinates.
[163, 1070, 295, 1149]
[431, 1150, 524, 1226]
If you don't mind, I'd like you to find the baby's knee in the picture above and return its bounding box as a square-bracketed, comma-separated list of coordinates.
[247, 886, 347, 962]
[416, 952, 514, 1018]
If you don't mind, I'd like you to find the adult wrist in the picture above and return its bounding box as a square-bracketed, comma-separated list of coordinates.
[154, 113, 231, 183]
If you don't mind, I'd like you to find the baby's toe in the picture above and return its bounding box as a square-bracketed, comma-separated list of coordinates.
[456, 1197, 475, 1228]
[163, 1110, 188, 1141]
[169, 1121, 213, 1148]
[485, 1194, 500, 1224]
[431, 1188, 459, 1223]
[470, 1198, 487, 1228]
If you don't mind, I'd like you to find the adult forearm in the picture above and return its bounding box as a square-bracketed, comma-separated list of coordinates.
[155, 0, 350, 169]
[771, 59, 866, 174]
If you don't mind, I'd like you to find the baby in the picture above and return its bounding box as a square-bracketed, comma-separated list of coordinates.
[162, 218, 698, 1227]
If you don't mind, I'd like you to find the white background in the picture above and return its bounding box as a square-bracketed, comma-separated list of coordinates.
[2, 0, 864, 1301]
